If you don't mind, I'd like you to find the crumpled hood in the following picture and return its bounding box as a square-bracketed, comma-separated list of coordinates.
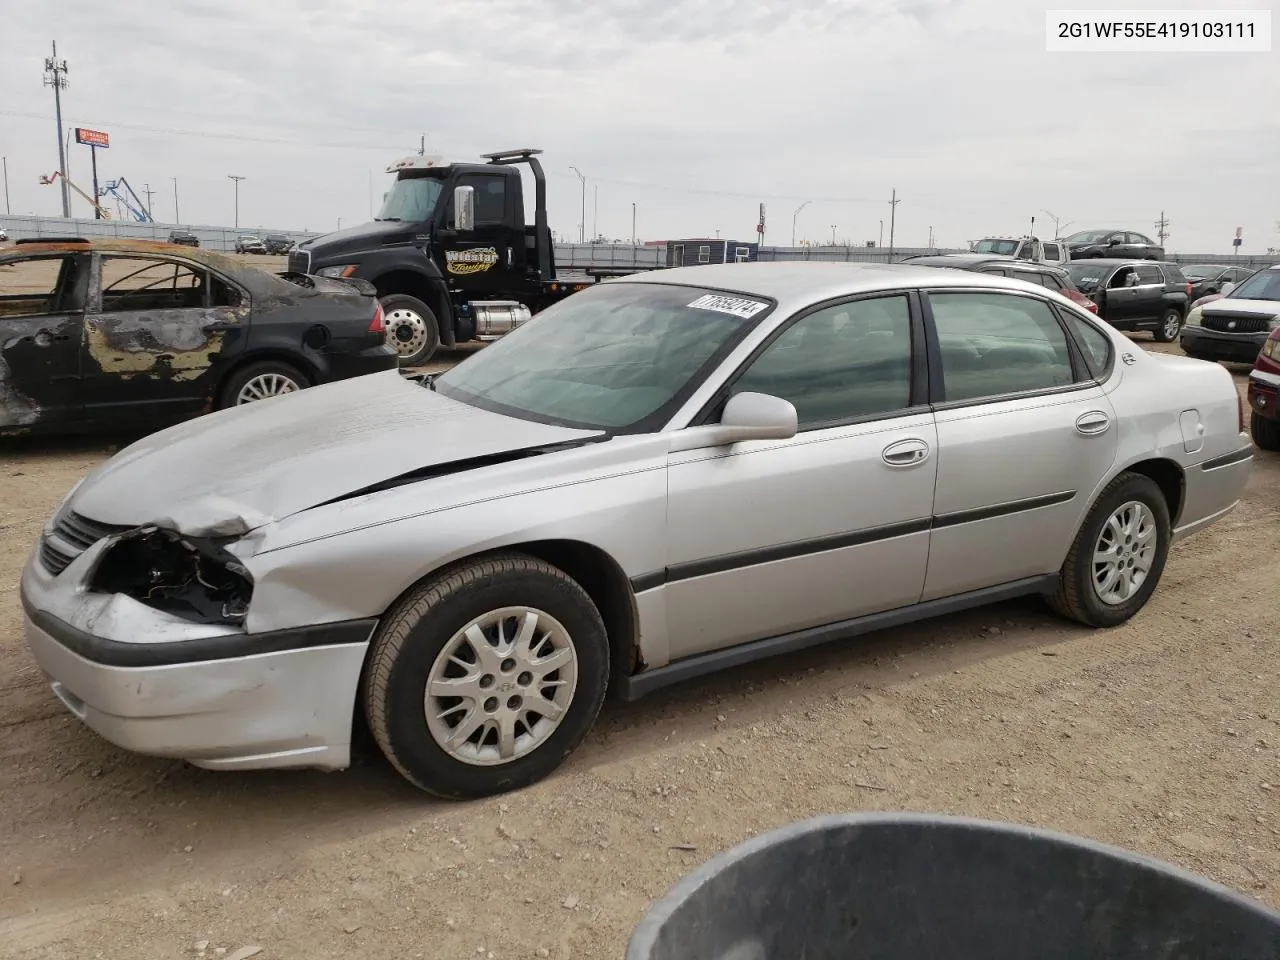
[68, 371, 604, 536]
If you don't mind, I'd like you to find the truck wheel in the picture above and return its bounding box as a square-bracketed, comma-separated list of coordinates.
[1252, 412, 1280, 451]
[217, 360, 310, 409]
[1046, 472, 1171, 629]
[381, 294, 440, 366]
[363, 552, 610, 800]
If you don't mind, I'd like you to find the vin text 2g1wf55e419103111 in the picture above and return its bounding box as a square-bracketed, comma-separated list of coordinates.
[291, 149, 638, 365]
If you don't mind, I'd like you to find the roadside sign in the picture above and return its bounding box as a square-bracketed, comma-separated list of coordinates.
[1235, 226, 1243, 238]
[74, 127, 109, 148]
[1233, 237, 1242, 247]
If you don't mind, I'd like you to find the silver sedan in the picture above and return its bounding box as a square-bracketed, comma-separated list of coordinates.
[21, 262, 1253, 799]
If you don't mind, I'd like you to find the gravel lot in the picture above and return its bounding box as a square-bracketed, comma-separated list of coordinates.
[0, 320, 1277, 958]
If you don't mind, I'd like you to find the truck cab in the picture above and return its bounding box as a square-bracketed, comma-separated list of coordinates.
[969, 236, 1070, 268]
[292, 149, 591, 365]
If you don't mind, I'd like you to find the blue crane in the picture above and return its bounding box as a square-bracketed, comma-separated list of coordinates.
[99, 177, 154, 223]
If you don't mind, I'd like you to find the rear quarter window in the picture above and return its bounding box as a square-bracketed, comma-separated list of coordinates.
[1062, 312, 1113, 379]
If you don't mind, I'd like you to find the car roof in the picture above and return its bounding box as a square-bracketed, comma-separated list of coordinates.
[611, 261, 1049, 311]
[0, 237, 291, 295]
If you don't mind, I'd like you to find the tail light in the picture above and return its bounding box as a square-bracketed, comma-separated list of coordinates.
[1185, 282, 1193, 297]
[368, 301, 385, 335]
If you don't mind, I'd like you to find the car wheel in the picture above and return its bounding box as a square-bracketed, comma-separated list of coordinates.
[363, 552, 610, 800]
[1152, 308, 1182, 342]
[380, 294, 440, 366]
[1252, 412, 1280, 451]
[217, 360, 309, 409]
[1046, 472, 1171, 628]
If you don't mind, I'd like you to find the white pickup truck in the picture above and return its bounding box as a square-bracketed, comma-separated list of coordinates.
[969, 235, 1070, 267]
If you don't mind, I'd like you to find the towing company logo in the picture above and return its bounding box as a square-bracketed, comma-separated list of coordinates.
[445, 247, 499, 275]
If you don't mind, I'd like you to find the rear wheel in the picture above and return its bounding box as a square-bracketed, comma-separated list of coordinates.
[1152, 308, 1182, 342]
[380, 294, 440, 366]
[217, 360, 309, 409]
[1252, 411, 1280, 451]
[1047, 472, 1171, 628]
[363, 552, 610, 800]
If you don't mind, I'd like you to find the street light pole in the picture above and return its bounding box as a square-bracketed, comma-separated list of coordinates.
[631, 202, 636, 246]
[791, 200, 811, 247]
[879, 219, 884, 248]
[172, 177, 180, 224]
[228, 175, 245, 228]
[569, 166, 586, 243]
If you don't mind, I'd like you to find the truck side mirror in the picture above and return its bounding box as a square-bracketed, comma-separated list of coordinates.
[454, 185, 476, 232]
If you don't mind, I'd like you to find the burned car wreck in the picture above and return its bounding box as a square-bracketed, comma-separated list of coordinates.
[0, 238, 396, 437]
[21, 264, 1252, 801]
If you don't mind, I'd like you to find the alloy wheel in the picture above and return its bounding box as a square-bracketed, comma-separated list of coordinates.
[1092, 500, 1158, 605]
[236, 372, 301, 404]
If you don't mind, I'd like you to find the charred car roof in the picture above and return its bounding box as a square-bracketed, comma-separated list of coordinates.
[0, 238, 299, 298]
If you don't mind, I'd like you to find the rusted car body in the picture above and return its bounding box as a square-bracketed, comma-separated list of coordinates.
[0, 238, 397, 436]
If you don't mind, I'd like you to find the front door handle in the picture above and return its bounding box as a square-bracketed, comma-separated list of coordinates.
[882, 438, 930, 467]
[1075, 411, 1112, 436]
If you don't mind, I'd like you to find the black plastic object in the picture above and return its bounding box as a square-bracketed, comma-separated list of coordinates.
[626, 812, 1280, 960]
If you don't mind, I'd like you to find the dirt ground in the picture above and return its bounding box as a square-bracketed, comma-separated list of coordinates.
[1, 334, 1278, 959]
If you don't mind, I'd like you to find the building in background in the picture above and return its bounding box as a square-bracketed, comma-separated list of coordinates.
[665, 238, 760, 267]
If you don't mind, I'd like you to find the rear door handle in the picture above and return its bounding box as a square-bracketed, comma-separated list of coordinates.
[882, 438, 931, 467]
[1075, 411, 1112, 436]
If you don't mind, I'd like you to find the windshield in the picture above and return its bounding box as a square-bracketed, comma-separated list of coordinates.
[433, 283, 772, 432]
[376, 175, 444, 222]
[972, 239, 1020, 255]
[1226, 269, 1280, 302]
[1065, 230, 1113, 244]
[1065, 262, 1110, 292]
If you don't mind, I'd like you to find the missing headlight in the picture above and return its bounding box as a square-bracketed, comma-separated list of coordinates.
[89, 526, 253, 626]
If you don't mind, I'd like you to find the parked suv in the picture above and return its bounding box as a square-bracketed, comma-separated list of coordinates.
[167, 229, 199, 247]
[1064, 229, 1164, 261]
[1064, 259, 1191, 341]
[903, 253, 1098, 313]
[1181, 263, 1280, 364]
[1248, 328, 1280, 450]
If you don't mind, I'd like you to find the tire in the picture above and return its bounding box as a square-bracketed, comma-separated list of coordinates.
[1252, 411, 1280, 451]
[1152, 308, 1182, 342]
[216, 360, 309, 409]
[1046, 472, 1172, 628]
[363, 552, 610, 800]
[380, 293, 440, 366]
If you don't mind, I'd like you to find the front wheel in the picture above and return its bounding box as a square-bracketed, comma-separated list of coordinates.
[380, 294, 440, 366]
[1046, 472, 1171, 628]
[1152, 308, 1182, 342]
[363, 552, 610, 800]
[1252, 411, 1280, 451]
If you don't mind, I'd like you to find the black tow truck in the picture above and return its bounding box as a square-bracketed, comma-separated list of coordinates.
[292, 148, 635, 365]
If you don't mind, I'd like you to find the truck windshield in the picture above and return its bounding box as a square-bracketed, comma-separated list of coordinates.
[376, 176, 444, 222]
[433, 283, 773, 433]
[972, 239, 1020, 255]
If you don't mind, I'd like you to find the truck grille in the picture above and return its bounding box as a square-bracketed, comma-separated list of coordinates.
[287, 249, 311, 275]
[39, 511, 132, 576]
[1201, 312, 1276, 334]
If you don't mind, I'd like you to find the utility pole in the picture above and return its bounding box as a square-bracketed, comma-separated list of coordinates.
[592, 184, 598, 241]
[43, 42, 71, 218]
[887, 189, 900, 261]
[172, 177, 180, 224]
[228, 174, 245, 228]
[1154, 211, 1170, 247]
[2, 156, 10, 215]
[928, 225, 934, 248]
[878, 219, 883, 248]
[631, 201, 636, 246]
[569, 166, 586, 243]
[142, 183, 156, 221]
[418, 135, 425, 156]
[791, 200, 811, 247]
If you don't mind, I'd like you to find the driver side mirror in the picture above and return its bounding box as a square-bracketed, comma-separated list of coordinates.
[1107, 237, 1121, 246]
[668, 392, 799, 453]
[454, 185, 476, 232]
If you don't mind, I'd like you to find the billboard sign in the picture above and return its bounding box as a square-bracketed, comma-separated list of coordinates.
[74, 127, 110, 148]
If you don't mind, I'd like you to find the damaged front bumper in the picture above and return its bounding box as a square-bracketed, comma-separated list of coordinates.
[20, 525, 377, 772]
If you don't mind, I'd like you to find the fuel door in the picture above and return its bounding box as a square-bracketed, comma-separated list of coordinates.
[1178, 408, 1205, 454]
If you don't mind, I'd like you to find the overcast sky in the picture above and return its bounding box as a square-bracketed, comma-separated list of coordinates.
[1, 0, 1276, 252]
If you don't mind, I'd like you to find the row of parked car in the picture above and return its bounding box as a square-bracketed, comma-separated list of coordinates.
[161, 230, 297, 255]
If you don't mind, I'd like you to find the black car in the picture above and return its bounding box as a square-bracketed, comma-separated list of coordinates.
[1180, 264, 1280, 364]
[1063, 259, 1191, 341]
[0, 238, 397, 437]
[901, 254, 1100, 313]
[1063, 229, 1164, 261]
[264, 234, 295, 255]
[168, 229, 200, 248]
[1179, 263, 1254, 302]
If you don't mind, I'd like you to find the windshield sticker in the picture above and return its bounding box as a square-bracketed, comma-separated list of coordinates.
[686, 294, 769, 319]
[446, 247, 498, 275]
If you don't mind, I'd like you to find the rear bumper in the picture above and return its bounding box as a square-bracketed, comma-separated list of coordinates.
[320, 344, 399, 382]
[20, 551, 375, 772]
[1248, 369, 1280, 421]
[1173, 444, 1253, 543]
[1180, 328, 1267, 363]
